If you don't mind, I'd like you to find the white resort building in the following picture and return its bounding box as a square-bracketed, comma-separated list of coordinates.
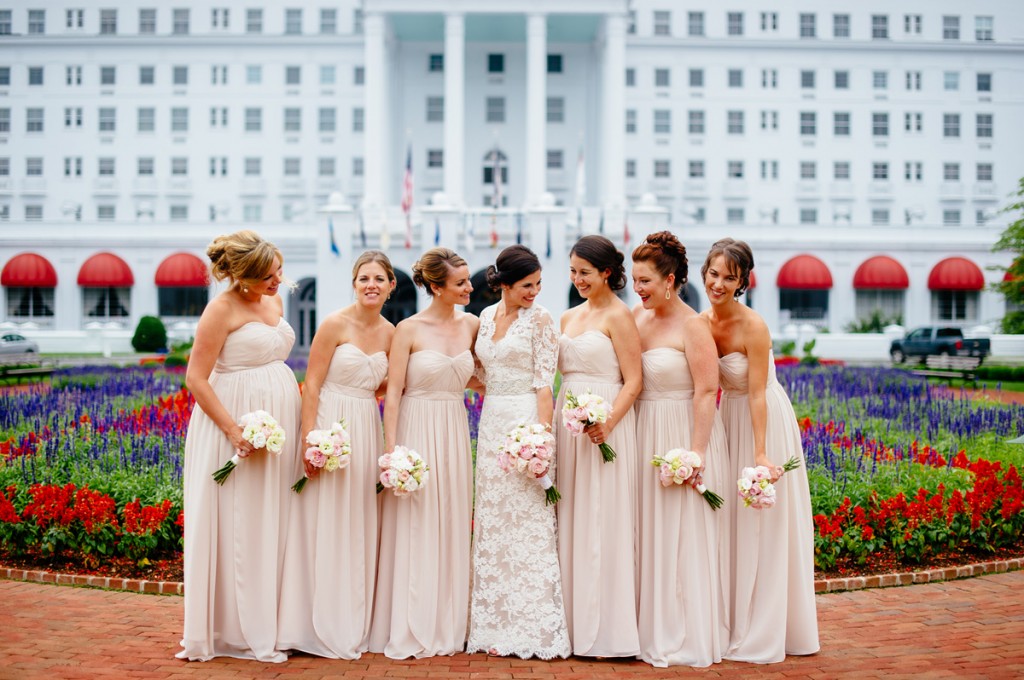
[0, 0, 1022, 355]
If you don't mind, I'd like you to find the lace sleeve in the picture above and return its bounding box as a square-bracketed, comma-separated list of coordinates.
[530, 305, 559, 391]
[474, 305, 493, 385]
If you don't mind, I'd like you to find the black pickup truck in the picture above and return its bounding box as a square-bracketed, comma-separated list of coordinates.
[890, 327, 991, 365]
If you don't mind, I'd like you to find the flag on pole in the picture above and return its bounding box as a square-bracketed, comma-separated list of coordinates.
[328, 217, 340, 257]
[574, 143, 586, 238]
[545, 218, 552, 259]
[490, 148, 501, 248]
[598, 209, 605, 235]
[623, 216, 631, 248]
[434, 218, 441, 245]
[358, 210, 367, 248]
[515, 212, 523, 244]
[401, 145, 414, 249]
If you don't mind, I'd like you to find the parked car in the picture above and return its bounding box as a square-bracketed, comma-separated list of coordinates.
[0, 333, 40, 354]
[890, 327, 990, 365]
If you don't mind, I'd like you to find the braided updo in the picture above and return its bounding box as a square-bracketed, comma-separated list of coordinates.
[631, 231, 688, 291]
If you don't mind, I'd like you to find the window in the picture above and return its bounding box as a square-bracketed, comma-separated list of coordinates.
[173, 66, 188, 86]
[727, 161, 744, 179]
[834, 70, 849, 89]
[210, 107, 227, 129]
[64, 157, 82, 177]
[760, 110, 778, 130]
[352, 157, 364, 177]
[100, 9, 117, 34]
[0, 108, 10, 133]
[97, 65, 116, 87]
[943, 163, 960, 181]
[243, 204, 262, 222]
[833, 14, 850, 38]
[943, 209, 961, 226]
[760, 160, 778, 180]
[800, 161, 816, 179]
[800, 111, 816, 136]
[354, 66, 364, 85]
[485, 97, 504, 124]
[547, 150, 564, 170]
[904, 112, 922, 133]
[211, 65, 227, 85]
[284, 107, 301, 132]
[426, 96, 444, 123]
[547, 97, 565, 123]
[25, 205, 43, 221]
[688, 12, 704, 36]
[0, 10, 9, 34]
[247, 9, 262, 33]
[64, 107, 83, 128]
[170, 205, 188, 221]
[872, 15, 889, 39]
[98, 107, 116, 132]
[800, 70, 815, 89]
[353, 8, 363, 34]
[137, 157, 154, 176]
[800, 208, 818, 224]
[873, 71, 888, 90]
[625, 68, 635, 87]
[935, 290, 977, 321]
[653, 160, 670, 178]
[627, 9, 636, 34]
[977, 73, 992, 92]
[247, 65, 262, 84]
[905, 70, 922, 90]
[943, 16, 959, 40]
[83, 285, 130, 318]
[317, 157, 335, 176]
[488, 54, 504, 74]
[834, 161, 850, 180]
[547, 54, 562, 74]
[318, 107, 336, 133]
[688, 160, 704, 178]
[0, 67, 8, 86]
[139, 66, 154, 85]
[171, 107, 188, 132]
[137, 107, 155, 132]
[689, 69, 703, 87]
[871, 209, 889, 225]
[66, 65, 82, 85]
[7, 287, 54, 318]
[977, 163, 993, 182]
[726, 207, 745, 224]
[688, 110, 704, 134]
[904, 161, 922, 181]
[944, 71, 959, 91]
[655, 68, 670, 87]
[943, 113, 960, 137]
[28, 9, 45, 33]
[800, 13, 816, 38]
[320, 8, 336, 34]
[318, 65, 335, 85]
[427, 150, 443, 169]
[727, 12, 743, 36]
[872, 162, 889, 180]
[66, 9, 84, 30]
[429, 54, 444, 72]
[976, 113, 993, 138]
[26, 157, 43, 176]
[28, 67, 44, 86]
[244, 157, 261, 176]
[171, 157, 188, 176]
[138, 8, 156, 33]
[625, 159, 636, 178]
[760, 12, 777, 31]
[245, 107, 262, 132]
[872, 113, 889, 137]
[212, 8, 229, 29]
[625, 109, 636, 133]
[727, 110, 744, 134]
[728, 69, 743, 88]
[653, 11, 671, 36]
[286, 66, 301, 86]
[97, 205, 115, 221]
[172, 8, 189, 35]
[904, 14, 922, 35]
[285, 8, 302, 35]
[349, 107, 364, 133]
[283, 157, 300, 176]
[653, 109, 671, 134]
[975, 16, 993, 41]
[762, 69, 777, 88]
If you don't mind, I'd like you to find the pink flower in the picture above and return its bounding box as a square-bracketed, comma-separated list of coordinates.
[378, 454, 392, 469]
[527, 457, 548, 476]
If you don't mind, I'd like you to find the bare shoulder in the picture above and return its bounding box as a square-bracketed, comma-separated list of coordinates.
[461, 310, 481, 334]
[559, 304, 579, 331]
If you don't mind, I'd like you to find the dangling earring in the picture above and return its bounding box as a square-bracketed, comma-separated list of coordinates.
[665, 288, 672, 300]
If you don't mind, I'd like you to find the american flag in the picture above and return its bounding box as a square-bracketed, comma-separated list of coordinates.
[401, 145, 413, 248]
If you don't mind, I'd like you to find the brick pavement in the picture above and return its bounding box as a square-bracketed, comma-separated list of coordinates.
[2, 572, 1023, 680]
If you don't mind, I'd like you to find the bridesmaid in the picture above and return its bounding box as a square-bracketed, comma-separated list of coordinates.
[555, 234, 642, 658]
[277, 250, 396, 658]
[632, 231, 728, 667]
[700, 238, 820, 664]
[368, 247, 478, 659]
[177, 230, 299, 662]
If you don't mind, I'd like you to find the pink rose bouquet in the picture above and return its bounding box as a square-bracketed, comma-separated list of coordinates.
[562, 390, 616, 462]
[376, 445, 429, 497]
[291, 420, 353, 493]
[212, 410, 286, 485]
[497, 423, 560, 505]
[737, 456, 801, 509]
[650, 447, 723, 510]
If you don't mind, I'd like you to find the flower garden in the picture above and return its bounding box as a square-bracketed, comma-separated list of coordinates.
[0, 364, 1021, 582]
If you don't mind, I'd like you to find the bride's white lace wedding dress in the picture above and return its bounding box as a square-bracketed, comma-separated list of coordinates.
[466, 302, 571, 659]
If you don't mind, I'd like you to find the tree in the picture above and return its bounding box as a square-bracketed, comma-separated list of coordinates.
[131, 315, 167, 352]
[993, 178, 1024, 334]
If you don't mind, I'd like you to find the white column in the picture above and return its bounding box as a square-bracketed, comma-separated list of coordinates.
[443, 13, 465, 207]
[525, 13, 547, 207]
[363, 12, 386, 208]
[601, 13, 626, 208]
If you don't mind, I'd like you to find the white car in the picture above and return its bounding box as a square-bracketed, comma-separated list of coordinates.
[0, 333, 40, 354]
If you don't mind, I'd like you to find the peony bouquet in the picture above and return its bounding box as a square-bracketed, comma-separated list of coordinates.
[376, 445, 429, 496]
[562, 390, 616, 462]
[212, 410, 286, 485]
[497, 423, 560, 505]
[650, 447, 723, 510]
[737, 456, 801, 509]
[291, 420, 352, 493]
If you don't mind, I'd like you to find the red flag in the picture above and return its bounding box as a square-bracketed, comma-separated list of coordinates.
[401, 146, 413, 248]
[623, 218, 630, 247]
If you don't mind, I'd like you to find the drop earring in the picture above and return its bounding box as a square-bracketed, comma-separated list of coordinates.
[665, 288, 672, 300]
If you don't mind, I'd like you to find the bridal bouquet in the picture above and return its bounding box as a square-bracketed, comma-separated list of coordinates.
[497, 423, 561, 505]
[291, 420, 352, 493]
[376, 445, 429, 496]
[212, 410, 286, 485]
[650, 447, 724, 510]
[737, 457, 801, 509]
[562, 390, 616, 462]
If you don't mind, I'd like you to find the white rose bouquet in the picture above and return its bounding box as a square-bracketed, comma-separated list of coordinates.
[212, 410, 286, 485]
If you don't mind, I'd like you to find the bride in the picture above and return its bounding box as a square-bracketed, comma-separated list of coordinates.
[466, 245, 570, 659]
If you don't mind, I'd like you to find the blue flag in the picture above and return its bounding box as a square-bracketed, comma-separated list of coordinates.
[329, 218, 340, 257]
[434, 218, 441, 245]
[545, 219, 552, 259]
[515, 212, 523, 244]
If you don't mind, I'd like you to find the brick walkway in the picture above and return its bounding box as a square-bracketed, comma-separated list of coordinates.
[2, 573, 1023, 680]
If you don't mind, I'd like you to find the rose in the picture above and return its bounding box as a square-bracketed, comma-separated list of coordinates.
[527, 457, 547, 476]
[378, 453, 392, 469]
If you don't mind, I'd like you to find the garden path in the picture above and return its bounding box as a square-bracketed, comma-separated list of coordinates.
[1, 571, 1022, 679]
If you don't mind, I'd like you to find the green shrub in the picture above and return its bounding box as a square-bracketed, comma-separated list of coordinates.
[845, 309, 904, 333]
[164, 353, 188, 368]
[131, 316, 167, 353]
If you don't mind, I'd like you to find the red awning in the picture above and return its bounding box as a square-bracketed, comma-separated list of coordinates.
[1, 252, 58, 287]
[853, 255, 909, 290]
[747, 271, 757, 290]
[776, 254, 833, 290]
[77, 252, 135, 287]
[155, 252, 209, 287]
[927, 257, 984, 291]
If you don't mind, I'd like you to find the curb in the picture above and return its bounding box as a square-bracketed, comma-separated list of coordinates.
[3, 558, 1023, 596]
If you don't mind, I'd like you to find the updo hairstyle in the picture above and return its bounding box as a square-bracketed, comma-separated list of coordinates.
[485, 245, 541, 291]
[631, 231, 688, 291]
[206, 230, 283, 285]
[570, 235, 627, 291]
[700, 237, 754, 298]
[411, 247, 467, 295]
